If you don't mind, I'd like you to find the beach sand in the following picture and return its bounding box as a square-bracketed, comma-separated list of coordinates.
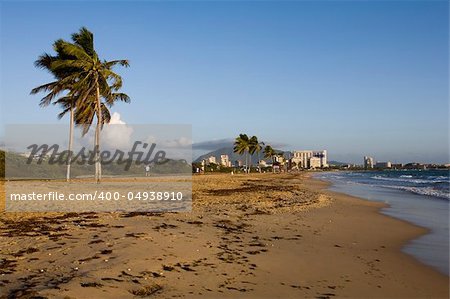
[0, 173, 448, 298]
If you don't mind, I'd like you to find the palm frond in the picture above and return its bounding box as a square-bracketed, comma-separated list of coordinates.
[71, 27, 95, 57]
[58, 42, 92, 62]
[104, 59, 130, 68]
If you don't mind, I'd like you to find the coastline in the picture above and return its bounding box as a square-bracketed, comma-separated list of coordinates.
[312, 170, 450, 276]
[296, 174, 449, 297]
[0, 174, 448, 298]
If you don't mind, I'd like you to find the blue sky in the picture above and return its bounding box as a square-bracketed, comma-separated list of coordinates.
[0, 1, 448, 163]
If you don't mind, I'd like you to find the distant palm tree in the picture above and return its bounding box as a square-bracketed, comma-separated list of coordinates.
[249, 136, 263, 172]
[263, 145, 276, 172]
[233, 134, 251, 173]
[51, 27, 130, 183]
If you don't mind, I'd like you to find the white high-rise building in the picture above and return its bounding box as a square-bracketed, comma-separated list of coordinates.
[309, 157, 322, 169]
[207, 156, 217, 164]
[312, 150, 328, 168]
[220, 154, 231, 167]
[364, 156, 374, 169]
[292, 150, 328, 169]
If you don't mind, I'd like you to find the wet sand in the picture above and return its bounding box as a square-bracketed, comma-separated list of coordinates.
[0, 173, 448, 298]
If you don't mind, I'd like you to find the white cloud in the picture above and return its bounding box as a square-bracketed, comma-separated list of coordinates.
[161, 137, 192, 148]
[101, 112, 134, 150]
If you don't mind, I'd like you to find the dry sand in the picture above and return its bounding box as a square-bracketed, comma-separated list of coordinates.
[0, 173, 448, 298]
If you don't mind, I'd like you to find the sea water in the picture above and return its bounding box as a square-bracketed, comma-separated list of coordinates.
[315, 169, 449, 276]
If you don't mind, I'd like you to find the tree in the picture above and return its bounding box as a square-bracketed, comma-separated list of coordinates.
[263, 145, 276, 173]
[249, 136, 263, 172]
[50, 27, 130, 183]
[31, 39, 81, 182]
[233, 134, 251, 173]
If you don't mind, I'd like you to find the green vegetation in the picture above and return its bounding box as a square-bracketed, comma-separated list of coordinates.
[233, 134, 252, 173]
[233, 134, 266, 173]
[263, 145, 277, 172]
[31, 27, 130, 183]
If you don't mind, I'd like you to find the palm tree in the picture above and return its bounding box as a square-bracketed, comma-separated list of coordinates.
[263, 145, 276, 173]
[50, 27, 130, 183]
[31, 39, 81, 182]
[249, 136, 263, 172]
[233, 134, 251, 173]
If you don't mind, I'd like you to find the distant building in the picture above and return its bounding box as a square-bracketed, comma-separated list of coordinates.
[292, 150, 328, 169]
[220, 154, 231, 167]
[207, 156, 216, 164]
[292, 151, 311, 168]
[391, 163, 403, 169]
[274, 155, 285, 164]
[234, 160, 243, 167]
[375, 161, 392, 169]
[364, 156, 374, 169]
[313, 150, 328, 168]
[404, 163, 427, 170]
[259, 160, 268, 167]
[309, 157, 321, 169]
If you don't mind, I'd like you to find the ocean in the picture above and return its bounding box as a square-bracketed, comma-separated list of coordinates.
[315, 169, 449, 276]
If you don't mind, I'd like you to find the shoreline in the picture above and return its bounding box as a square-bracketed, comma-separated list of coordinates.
[299, 174, 448, 296]
[0, 174, 449, 298]
[311, 171, 449, 276]
[307, 173, 434, 249]
[305, 174, 432, 264]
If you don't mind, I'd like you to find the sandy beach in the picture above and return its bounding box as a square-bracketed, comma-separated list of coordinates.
[0, 173, 448, 298]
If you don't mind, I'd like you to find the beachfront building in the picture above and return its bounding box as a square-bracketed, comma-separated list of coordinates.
[292, 151, 311, 168]
[259, 160, 268, 167]
[220, 154, 232, 167]
[207, 156, 216, 164]
[391, 163, 403, 169]
[375, 161, 392, 169]
[364, 156, 374, 169]
[273, 155, 285, 164]
[234, 160, 243, 167]
[309, 157, 322, 169]
[292, 150, 328, 169]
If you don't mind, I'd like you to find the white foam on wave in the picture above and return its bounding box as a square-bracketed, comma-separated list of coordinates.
[378, 184, 450, 200]
[370, 175, 446, 184]
[318, 172, 450, 200]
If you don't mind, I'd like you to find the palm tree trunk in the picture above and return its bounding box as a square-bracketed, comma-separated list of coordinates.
[246, 151, 250, 174]
[95, 78, 102, 183]
[66, 106, 74, 182]
[257, 150, 261, 173]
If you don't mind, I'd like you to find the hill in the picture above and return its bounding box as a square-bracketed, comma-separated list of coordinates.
[2, 150, 190, 179]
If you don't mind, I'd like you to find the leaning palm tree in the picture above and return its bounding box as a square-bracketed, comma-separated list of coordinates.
[31, 39, 81, 182]
[51, 27, 130, 183]
[233, 134, 251, 173]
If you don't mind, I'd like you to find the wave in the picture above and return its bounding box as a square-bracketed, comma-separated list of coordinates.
[317, 171, 450, 200]
[378, 184, 450, 200]
[370, 175, 448, 184]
